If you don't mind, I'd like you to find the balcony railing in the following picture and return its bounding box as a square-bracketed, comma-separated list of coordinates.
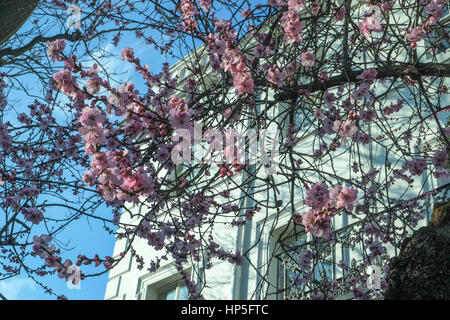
[275, 182, 450, 300]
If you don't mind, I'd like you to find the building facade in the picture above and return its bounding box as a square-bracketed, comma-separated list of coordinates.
[105, 2, 450, 300]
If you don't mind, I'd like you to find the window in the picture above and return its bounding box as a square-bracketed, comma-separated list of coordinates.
[144, 268, 192, 300]
[179, 69, 186, 79]
[273, 221, 353, 299]
[424, 5, 449, 55]
[274, 228, 309, 300]
[313, 258, 334, 282]
[427, 24, 450, 54]
[157, 281, 189, 300]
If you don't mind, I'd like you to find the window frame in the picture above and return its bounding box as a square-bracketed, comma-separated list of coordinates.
[156, 280, 189, 300]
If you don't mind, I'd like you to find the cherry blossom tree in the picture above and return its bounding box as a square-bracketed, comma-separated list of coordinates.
[0, 0, 449, 300]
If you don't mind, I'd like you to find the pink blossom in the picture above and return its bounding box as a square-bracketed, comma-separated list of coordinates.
[300, 51, 316, 67]
[22, 207, 44, 224]
[341, 98, 354, 111]
[381, 2, 391, 11]
[86, 72, 103, 95]
[359, 9, 382, 41]
[314, 108, 325, 120]
[123, 167, 154, 195]
[78, 109, 107, 155]
[424, 0, 445, 18]
[206, 33, 226, 55]
[121, 47, 135, 62]
[0, 122, 12, 151]
[169, 96, 192, 130]
[47, 39, 66, 62]
[288, 0, 306, 11]
[220, 48, 254, 95]
[383, 99, 404, 115]
[101, 184, 117, 202]
[359, 109, 376, 123]
[199, 0, 212, 12]
[310, 1, 320, 15]
[323, 91, 335, 107]
[107, 82, 133, 115]
[33, 235, 53, 259]
[284, 123, 299, 147]
[305, 182, 330, 209]
[336, 7, 346, 21]
[99, 167, 124, 186]
[432, 150, 448, 168]
[301, 209, 333, 238]
[359, 21, 372, 40]
[281, 10, 303, 44]
[357, 68, 378, 84]
[318, 71, 329, 82]
[434, 168, 450, 179]
[329, 185, 359, 211]
[234, 71, 254, 94]
[405, 26, 426, 47]
[183, 18, 198, 32]
[53, 69, 76, 95]
[220, 48, 241, 73]
[223, 107, 241, 123]
[82, 168, 98, 186]
[79, 107, 105, 127]
[333, 119, 358, 145]
[365, 16, 382, 31]
[267, 64, 287, 87]
[180, 0, 198, 17]
[404, 158, 428, 176]
[284, 60, 300, 77]
[79, 126, 106, 154]
[240, 8, 252, 18]
[180, 0, 199, 32]
[353, 85, 369, 101]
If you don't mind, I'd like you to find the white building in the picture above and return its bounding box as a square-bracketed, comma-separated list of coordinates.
[105, 2, 450, 300]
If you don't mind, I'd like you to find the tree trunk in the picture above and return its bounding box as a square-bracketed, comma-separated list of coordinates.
[384, 202, 450, 299]
[0, 0, 40, 46]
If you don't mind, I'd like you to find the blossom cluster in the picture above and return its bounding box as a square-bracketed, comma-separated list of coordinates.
[169, 96, 192, 131]
[78, 107, 107, 154]
[32, 235, 82, 286]
[300, 182, 359, 238]
[180, 0, 199, 32]
[30, 0, 450, 300]
[206, 21, 254, 95]
[281, 9, 303, 44]
[53, 69, 77, 97]
[221, 47, 254, 94]
[267, 64, 286, 88]
[405, 0, 446, 48]
[358, 5, 383, 41]
[47, 39, 66, 62]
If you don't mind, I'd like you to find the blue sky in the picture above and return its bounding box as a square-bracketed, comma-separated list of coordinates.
[0, 4, 178, 300]
[2, 0, 259, 300]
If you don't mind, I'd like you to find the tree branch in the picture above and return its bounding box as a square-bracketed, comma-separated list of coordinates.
[0, 31, 82, 67]
[275, 62, 450, 101]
